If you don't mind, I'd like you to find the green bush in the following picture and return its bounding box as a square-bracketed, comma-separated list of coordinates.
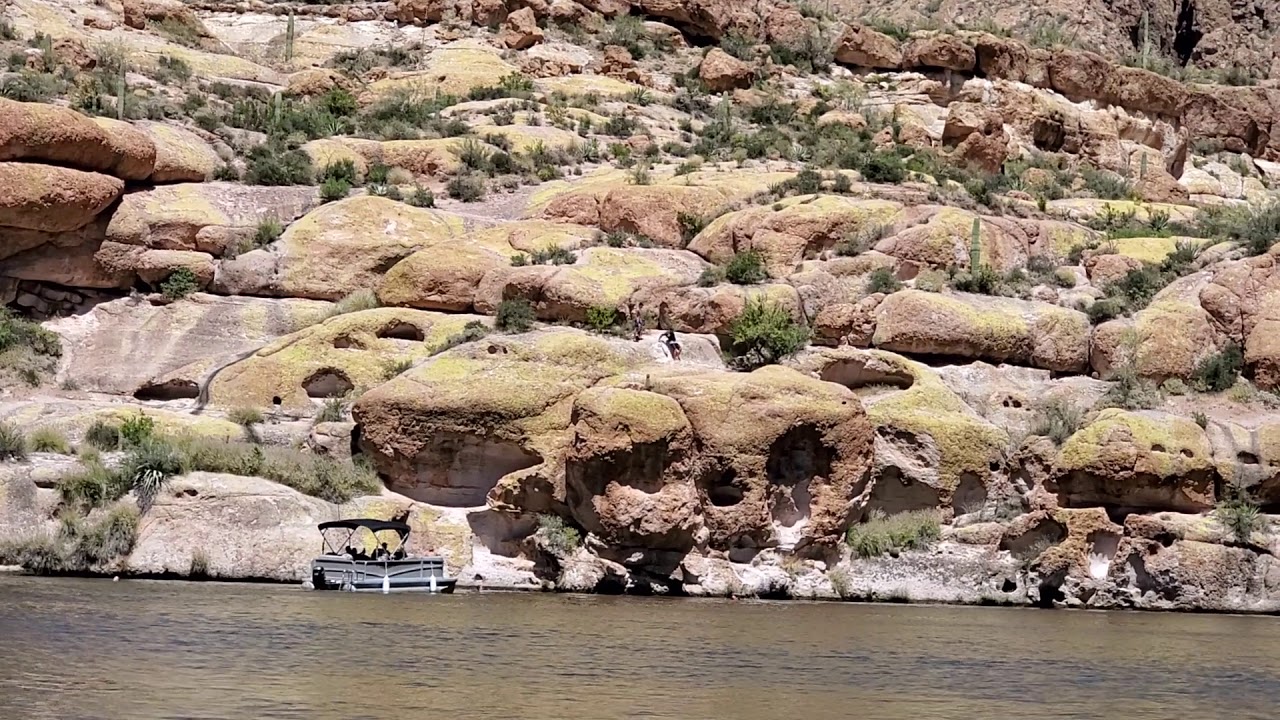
[244, 143, 313, 185]
[228, 406, 264, 427]
[1107, 266, 1168, 310]
[1080, 165, 1135, 200]
[84, 420, 121, 451]
[698, 266, 726, 287]
[725, 250, 767, 285]
[726, 298, 810, 370]
[29, 427, 70, 454]
[175, 437, 379, 503]
[529, 246, 577, 266]
[313, 396, 349, 424]
[254, 218, 283, 247]
[836, 223, 889, 257]
[951, 264, 1002, 295]
[381, 357, 413, 380]
[846, 509, 941, 558]
[120, 438, 184, 508]
[1086, 297, 1126, 324]
[865, 267, 902, 294]
[1192, 202, 1280, 256]
[447, 173, 487, 202]
[320, 177, 350, 202]
[1216, 485, 1264, 544]
[321, 158, 358, 186]
[585, 306, 619, 333]
[3, 505, 140, 574]
[119, 412, 156, 449]
[0, 308, 61, 386]
[495, 298, 535, 333]
[1052, 268, 1077, 288]
[1031, 397, 1082, 445]
[324, 289, 379, 319]
[0, 422, 28, 462]
[1192, 411, 1209, 429]
[407, 185, 435, 208]
[1192, 344, 1243, 392]
[57, 461, 129, 512]
[536, 513, 581, 555]
[160, 268, 199, 299]
[434, 320, 490, 353]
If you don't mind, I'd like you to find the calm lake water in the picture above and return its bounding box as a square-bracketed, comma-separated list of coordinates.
[0, 576, 1278, 719]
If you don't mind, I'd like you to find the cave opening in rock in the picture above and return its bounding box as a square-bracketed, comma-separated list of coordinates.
[1173, 0, 1202, 65]
[377, 322, 425, 342]
[708, 469, 744, 507]
[1001, 578, 1017, 593]
[951, 472, 989, 515]
[402, 431, 541, 507]
[766, 426, 833, 486]
[133, 379, 199, 401]
[819, 358, 914, 391]
[302, 368, 354, 398]
[999, 518, 1066, 561]
[332, 334, 363, 350]
[868, 466, 942, 515]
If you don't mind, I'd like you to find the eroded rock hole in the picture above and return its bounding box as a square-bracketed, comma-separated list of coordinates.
[952, 472, 989, 514]
[1237, 451, 1259, 464]
[1000, 578, 1017, 593]
[402, 432, 541, 506]
[1000, 518, 1066, 561]
[709, 469, 744, 507]
[133, 380, 199, 401]
[869, 466, 942, 515]
[1151, 444, 1167, 453]
[766, 426, 833, 486]
[819, 358, 914, 390]
[377, 322, 424, 342]
[332, 334, 363, 349]
[303, 368, 354, 398]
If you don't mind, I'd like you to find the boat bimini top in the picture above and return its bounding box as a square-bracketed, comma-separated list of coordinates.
[317, 519, 410, 556]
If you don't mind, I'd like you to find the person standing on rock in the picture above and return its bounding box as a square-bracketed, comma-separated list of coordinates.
[628, 303, 645, 342]
[661, 330, 682, 361]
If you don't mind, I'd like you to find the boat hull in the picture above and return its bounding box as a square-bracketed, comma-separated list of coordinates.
[309, 556, 457, 594]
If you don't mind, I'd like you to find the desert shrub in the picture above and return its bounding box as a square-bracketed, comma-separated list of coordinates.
[951, 264, 1002, 295]
[434, 320, 490, 353]
[381, 357, 413, 380]
[120, 438, 183, 508]
[725, 250, 767, 285]
[244, 143, 313, 185]
[0, 308, 61, 386]
[585, 306, 619, 333]
[320, 177, 350, 202]
[228, 406, 264, 427]
[529, 246, 577, 265]
[447, 173, 487, 202]
[321, 158, 358, 186]
[1052, 268, 1077, 288]
[1107, 265, 1168, 310]
[1192, 344, 1243, 392]
[84, 420, 121, 451]
[407, 185, 435, 208]
[313, 396, 349, 424]
[119, 412, 156, 449]
[1080, 165, 1135, 200]
[1216, 485, 1264, 544]
[536, 513, 581, 554]
[865, 267, 902, 294]
[726, 299, 810, 370]
[913, 269, 948, 292]
[495, 298, 535, 333]
[836, 223, 889, 257]
[846, 509, 941, 558]
[1086, 297, 1126, 324]
[1160, 239, 1204, 274]
[160, 268, 199, 299]
[0, 423, 28, 462]
[1192, 411, 1209, 429]
[255, 218, 283, 247]
[1193, 202, 1280, 256]
[1031, 397, 1082, 445]
[29, 427, 70, 454]
[189, 549, 210, 578]
[57, 462, 128, 512]
[1160, 377, 1189, 396]
[677, 211, 707, 244]
[324, 289, 379, 319]
[698, 266, 726, 287]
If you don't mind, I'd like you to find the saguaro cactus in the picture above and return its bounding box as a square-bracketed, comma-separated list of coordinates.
[969, 218, 982, 270]
[285, 12, 296, 62]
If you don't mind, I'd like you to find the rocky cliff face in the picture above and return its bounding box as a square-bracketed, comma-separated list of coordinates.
[1, 0, 1280, 612]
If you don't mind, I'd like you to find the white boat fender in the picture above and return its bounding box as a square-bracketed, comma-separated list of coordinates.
[430, 575, 438, 593]
[382, 574, 390, 594]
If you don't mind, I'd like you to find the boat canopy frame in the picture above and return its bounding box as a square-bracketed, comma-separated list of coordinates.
[318, 519, 411, 556]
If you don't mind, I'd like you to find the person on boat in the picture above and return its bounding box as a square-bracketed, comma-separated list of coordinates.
[374, 542, 391, 560]
[661, 330, 682, 361]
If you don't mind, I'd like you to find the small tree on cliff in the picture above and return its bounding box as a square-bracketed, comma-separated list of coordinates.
[726, 298, 810, 370]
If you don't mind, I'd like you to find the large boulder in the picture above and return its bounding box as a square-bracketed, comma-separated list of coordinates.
[833, 24, 902, 69]
[1054, 410, 1215, 513]
[105, 183, 320, 256]
[872, 290, 1091, 372]
[209, 308, 486, 410]
[215, 195, 464, 300]
[1048, 48, 1112, 103]
[902, 34, 975, 72]
[632, 282, 804, 337]
[1102, 65, 1188, 117]
[0, 98, 153, 181]
[137, 122, 222, 183]
[699, 48, 754, 92]
[1199, 249, 1280, 389]
[48, 294, 328, 398]
[689, 195, 903, 276]
[89, 117, 158, 181]
[0, 163, 123, 233]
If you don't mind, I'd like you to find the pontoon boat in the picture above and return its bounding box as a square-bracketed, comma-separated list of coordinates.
[306, 518, 456, 593]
